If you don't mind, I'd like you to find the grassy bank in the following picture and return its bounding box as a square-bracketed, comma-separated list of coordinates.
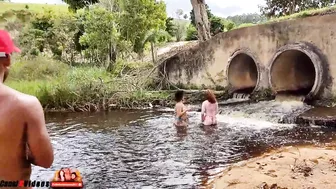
[0, 2, 68, 14]
[235, 5, 336, 29]
[7, 56, 172, 112]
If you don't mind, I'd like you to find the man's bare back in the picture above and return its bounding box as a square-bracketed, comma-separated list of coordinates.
[0, 30, 54, 188]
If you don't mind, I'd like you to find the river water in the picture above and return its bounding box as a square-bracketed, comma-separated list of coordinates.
[31, 100, 336, 189]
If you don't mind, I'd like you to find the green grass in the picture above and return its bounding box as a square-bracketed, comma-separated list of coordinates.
[231, 5, 336, 30]
[0, 2, 69, 14]
[268, 5, 336, 23]
[236, 23, 256, 29]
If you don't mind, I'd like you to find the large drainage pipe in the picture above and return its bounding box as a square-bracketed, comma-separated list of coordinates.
[227, 49, 260, 94]
[269, 43, 324, 99]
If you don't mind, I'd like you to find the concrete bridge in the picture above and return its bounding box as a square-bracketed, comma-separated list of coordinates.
[159, 12, 336, 100]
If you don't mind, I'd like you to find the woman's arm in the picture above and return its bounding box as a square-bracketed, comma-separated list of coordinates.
[215, 102, 219, 114]
[201, 101, 206, 121]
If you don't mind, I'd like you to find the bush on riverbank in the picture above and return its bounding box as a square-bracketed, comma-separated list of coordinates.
[7, 56, 171, 111]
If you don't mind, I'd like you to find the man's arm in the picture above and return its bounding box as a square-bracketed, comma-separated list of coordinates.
[176, 104, 188, 118]
[24, 96, 54, 168]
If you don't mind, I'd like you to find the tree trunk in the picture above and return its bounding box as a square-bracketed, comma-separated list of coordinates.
[190, 0, 211, 41]
[150, 42, 155, 64]
[107, 44, 117, 72]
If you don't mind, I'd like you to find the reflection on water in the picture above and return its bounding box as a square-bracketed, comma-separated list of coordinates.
[31, 103, 336, 189]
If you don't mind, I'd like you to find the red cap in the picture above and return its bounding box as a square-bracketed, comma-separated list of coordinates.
[0, 30, 21, 56]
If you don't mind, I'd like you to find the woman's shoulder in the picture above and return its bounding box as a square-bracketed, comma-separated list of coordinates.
[202, 100, 209, 105]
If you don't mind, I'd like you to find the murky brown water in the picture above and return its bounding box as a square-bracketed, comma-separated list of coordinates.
[31, 101, 336, 189]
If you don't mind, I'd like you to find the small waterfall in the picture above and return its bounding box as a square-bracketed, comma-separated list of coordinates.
[217, 93, 250, 106]
[275, 94, 305, 102]
[274, 94, 307, 124]
[218, 100, 312, 124]
[232, 93, 250, 99]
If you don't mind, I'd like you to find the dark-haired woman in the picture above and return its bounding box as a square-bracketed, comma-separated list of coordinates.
[174, 90, 189, 126]
[58, 169, 65, 182]
[201, 89, 218, 126]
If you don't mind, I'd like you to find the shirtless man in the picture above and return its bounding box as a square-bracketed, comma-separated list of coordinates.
[0, 30, 54, 187]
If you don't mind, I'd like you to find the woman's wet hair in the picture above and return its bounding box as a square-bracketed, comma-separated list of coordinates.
[206, 89, 217, 103]
[175, 90, 184, 102]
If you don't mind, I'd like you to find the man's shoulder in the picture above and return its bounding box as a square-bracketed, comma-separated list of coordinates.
[7, 86, 41, 108]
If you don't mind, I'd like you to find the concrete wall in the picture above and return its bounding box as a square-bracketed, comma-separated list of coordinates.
[159, 13, 336, 99]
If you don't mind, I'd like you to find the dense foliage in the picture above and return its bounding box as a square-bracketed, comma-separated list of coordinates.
[62, 0, 98, 12]
[1, 0, 167, 69]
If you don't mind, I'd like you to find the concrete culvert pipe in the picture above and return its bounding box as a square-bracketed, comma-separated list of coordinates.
[227, 50, 259, 93]
[269, 44, 323, 98]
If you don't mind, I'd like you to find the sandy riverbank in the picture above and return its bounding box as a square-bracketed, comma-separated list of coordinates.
[210, 144, 336, 189]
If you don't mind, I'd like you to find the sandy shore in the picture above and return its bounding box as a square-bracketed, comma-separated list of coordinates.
[210, 144, 336, 189]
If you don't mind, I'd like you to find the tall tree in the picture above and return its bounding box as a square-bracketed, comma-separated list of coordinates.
[165, 17, 177, 37]
[62, 0, 99, 12]
[79, 6, 120, 69]
[189, 4, 213, 27]
[259, 0, 336, 18]
[119, 0, 167, 56]
[190, 0, 211, 41]
[189, 3, 225, 36]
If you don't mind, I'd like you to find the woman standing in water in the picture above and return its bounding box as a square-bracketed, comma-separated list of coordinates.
[174, 90, 189, 127]
[201, 89, 218, 126]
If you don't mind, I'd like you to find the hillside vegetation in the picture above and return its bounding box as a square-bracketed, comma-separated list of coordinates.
[0, 2, 69, 13]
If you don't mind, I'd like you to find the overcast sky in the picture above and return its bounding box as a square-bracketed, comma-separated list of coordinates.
[10, 0, 266, 18]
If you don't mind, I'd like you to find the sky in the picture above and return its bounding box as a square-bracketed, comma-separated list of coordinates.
[10, 0, 266, 18]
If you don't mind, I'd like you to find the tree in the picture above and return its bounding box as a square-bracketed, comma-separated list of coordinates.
[142, 29, 170, 63]
[80, 6, 120, 69]
[259, 0, 336, 18]
[62, 0, 99, 12]
[189, 3, 213, 27]
[165, 17, 177, 37]
[185, 24, 198, 41]
[49, 13, 79, 64]
[189, 3, 225, 37]
[119, 0, 167, 56]
[225, 21, 235, 31]
[190, 0, 211, 41]
[209, 16, 224, 35]
[99, 0, 122, 12]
